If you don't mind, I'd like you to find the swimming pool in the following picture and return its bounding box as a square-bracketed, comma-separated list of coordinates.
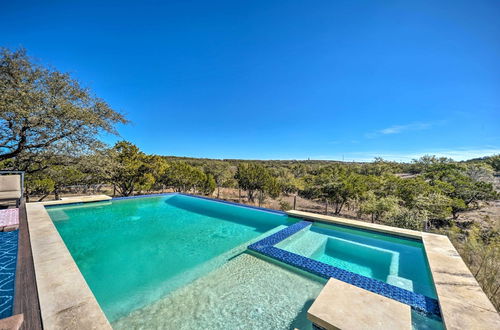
[46, 193, 442, 329]
[46, 194, 293, 322]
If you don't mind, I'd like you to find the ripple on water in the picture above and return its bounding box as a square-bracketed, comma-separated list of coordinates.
[113, 253, 326, 330]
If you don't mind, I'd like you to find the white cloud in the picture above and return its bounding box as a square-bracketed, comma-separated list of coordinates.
[366, 121, 438, 138]
[380, 122, 432, 135]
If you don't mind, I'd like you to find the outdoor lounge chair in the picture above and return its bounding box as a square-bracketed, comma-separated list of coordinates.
[0, 172, 24, 207]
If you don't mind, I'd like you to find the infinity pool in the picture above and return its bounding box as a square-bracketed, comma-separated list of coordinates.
[46, 194, 442, 329]
[47, 194, 293, 322]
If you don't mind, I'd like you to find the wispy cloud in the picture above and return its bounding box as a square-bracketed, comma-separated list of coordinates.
[366, 121, 438, 138]
[379, 122, 432, 135]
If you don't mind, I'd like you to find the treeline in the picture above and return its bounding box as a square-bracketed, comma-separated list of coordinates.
[10, 140, 498, 232]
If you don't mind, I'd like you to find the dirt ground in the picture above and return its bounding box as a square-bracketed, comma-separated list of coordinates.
[455, 200, 500, 232]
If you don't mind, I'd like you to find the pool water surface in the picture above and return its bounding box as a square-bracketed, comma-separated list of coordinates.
[46, 194, 442, 329]
[47, 194, 291, 322]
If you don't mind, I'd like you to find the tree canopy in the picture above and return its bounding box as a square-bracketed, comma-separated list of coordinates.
[0, 48, 127, 166]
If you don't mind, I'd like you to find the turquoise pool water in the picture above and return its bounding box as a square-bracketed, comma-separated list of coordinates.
[276, 222, 437, 299]
[47, 194, 292, 322]
[47, 194, 442, 329]
[113, 253, 326, 329]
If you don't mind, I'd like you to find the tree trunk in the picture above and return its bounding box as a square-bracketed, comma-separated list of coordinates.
[217, 186, 220, 198]
[325, 199, 328, 215]
[248, 190, 254, 202]
[293, 195, 297, 210]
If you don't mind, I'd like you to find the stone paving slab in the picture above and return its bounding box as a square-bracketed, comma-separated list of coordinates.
[36, 195, 112, 206]
[308, 278, 411, 330]
[26, 203, 111, 329]
[422, 233, 500, 330]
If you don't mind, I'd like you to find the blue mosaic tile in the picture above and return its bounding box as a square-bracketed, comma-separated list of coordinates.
[248, 221, 311, 250]
[248, 222, 441, 318]
[0, 230, 18, 319]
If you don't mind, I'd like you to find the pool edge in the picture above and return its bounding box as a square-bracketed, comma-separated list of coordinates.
[422, 232, 500, 330]
[25, 203, 111, 330]
[286, 210, 422, 239]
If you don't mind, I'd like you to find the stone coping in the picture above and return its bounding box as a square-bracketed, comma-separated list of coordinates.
[308, 278, 411, 330]
[422, 233, 500, 330]
[286, 210, 422, 239]
[34, 195, 112, 206]
[25, 203, 111, 329]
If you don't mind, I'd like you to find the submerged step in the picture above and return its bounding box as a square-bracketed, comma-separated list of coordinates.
[276, 230, 328, 258]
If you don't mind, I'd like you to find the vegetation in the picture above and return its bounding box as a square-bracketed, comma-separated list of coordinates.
[0, 48, 127, 173]
[1, 47, 499, 309]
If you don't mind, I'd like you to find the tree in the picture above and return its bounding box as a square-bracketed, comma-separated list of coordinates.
[302, 167, 364, 214]
[48, 165, 85, 200]
[274, 168, 304, 196]
[108, 141, 148, 196]
[136, 155, 169, 193]
[200, 174, 216, 196]
[234, 163, 280, 204]
[358, 192, 401, 223]
[162, 161, 208, 193]
[485, 154, 500, 172]
[204, 161, 232, 198]
[0, 48, 126, 167]
[386, 208, 426, 231]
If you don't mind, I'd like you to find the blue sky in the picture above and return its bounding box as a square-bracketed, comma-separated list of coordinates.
[1, 0, 499, 161]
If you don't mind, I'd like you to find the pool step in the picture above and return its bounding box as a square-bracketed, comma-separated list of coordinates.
[280, 231, 328, 258]
[387, 275, 414, 292]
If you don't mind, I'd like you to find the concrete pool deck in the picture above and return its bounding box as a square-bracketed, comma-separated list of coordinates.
[288, 210, 500, 330]
[25, 202, 111, 329]
[32, 194, 112, 206]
